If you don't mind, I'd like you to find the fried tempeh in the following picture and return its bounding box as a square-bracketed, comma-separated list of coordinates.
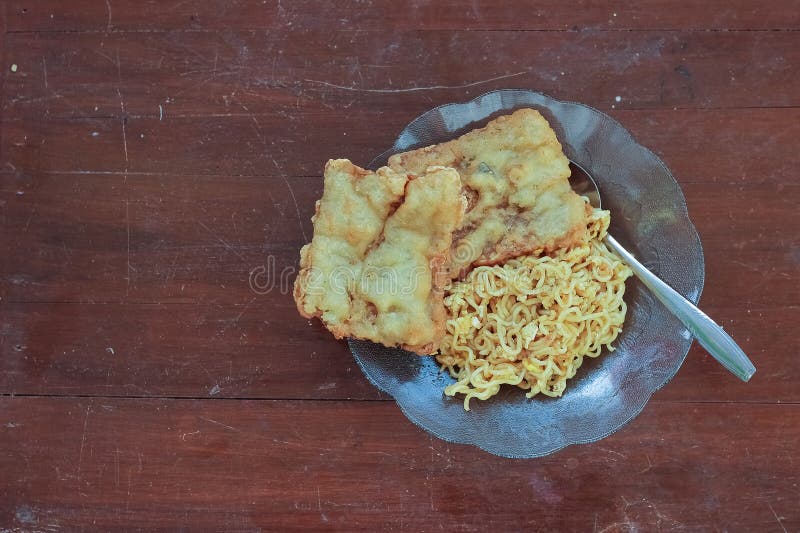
[388, 108, 590, 278]
[293, 159, 465, 354]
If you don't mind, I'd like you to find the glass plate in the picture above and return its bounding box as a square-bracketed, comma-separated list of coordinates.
[349, 89, 704, 458]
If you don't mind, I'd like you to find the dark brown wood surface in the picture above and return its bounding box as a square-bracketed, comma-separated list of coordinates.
[1, 2, 798, 531]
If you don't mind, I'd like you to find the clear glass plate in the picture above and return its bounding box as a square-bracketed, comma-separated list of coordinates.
[349, 89, 704, 458]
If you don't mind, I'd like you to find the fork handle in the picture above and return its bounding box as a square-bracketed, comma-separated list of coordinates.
[605, 234, 756, 382]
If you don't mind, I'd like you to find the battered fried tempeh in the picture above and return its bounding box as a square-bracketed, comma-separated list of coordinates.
[293, 159, 465, 354]
[389, 108, 590, 278]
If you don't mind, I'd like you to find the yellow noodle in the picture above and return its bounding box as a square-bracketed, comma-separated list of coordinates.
[436, 207, 633, 410]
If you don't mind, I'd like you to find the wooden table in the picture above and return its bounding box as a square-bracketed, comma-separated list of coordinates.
[1, 2, 798, 531]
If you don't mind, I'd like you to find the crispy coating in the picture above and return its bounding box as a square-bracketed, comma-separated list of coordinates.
[293, 159, 465, 354]
[389, 108, 590, 278]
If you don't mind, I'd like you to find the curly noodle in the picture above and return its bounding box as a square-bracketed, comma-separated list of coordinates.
[437, 208, 633, 410]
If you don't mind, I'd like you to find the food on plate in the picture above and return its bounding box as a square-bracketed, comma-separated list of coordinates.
[388, 108, 590, 279]
[294, 108, 632, 410]
[436, 207, 632, 409]
[293, 159, 466, 354]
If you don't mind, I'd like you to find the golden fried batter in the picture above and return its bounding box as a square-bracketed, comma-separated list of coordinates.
[293, 159, 465, 354]
[389, 108, 590, 278]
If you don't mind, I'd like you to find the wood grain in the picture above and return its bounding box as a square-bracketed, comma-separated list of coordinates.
[0, 301, 795, 402]
[0, 300, 377, 400]
[1, 1, 798, 530]
[0, 397, 797, 531]
[6, 0, 800, 32]
[3, 29, 798, 121]
[4, 107, 800, 179]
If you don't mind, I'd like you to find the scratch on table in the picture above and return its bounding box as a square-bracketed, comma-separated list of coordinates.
[114, 49, 129, 183]
[180, 430, 201, 441]
[304, 71, 527, 93]
[638, 454, 654, 474]
[220, 297, 256, 336]
[125, 199, 131, 293]
[767, 501, 787, 533]
[61, 240, 70, 262]
[172, 73, 218, 98]
[23, 210, 35, 232]
[177, 66, 247, 79]
[240, 101, 308, 242]
[213, 47, 219, 78]
[197, 220, 247, 261]
[9, 94, 64, 105]
[93, 48, 116, 65]
[352, 56, 364, 85]
[198, 416, 241, 433]
[731, 259, 762, 273]
[647, 499, 684, 531]
[596, 521, 635, 533]
[599, 447, 628, 460]
[426, 471, 435, 511]
[117, 91, 128, 163]
[105, 0, 113, 32]
[76, 405, 92, 485]
[125, 469, 133, 511]
[365, 451, 391, 457]
[470, 0, 482, 20]
[135, 111, 270, 119]
[242, 104, 265, 143]
[272, 158, 308, 242]
[317, 487, 329, 522]
[197, 361, 216, 383]
[42, 57, 48, 89]
[114, 448, 120, 488]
